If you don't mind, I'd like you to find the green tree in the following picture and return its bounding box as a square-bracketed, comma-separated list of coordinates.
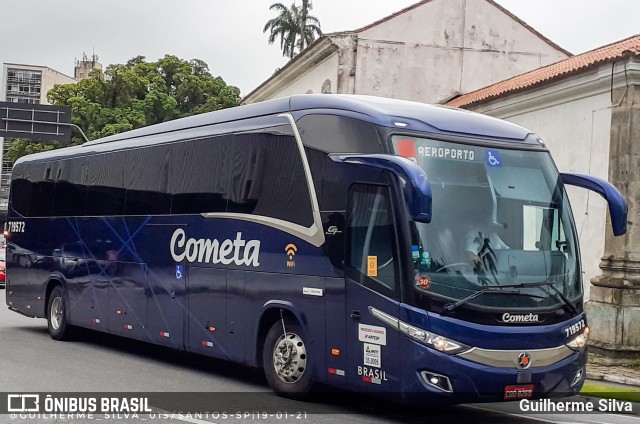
[264, 1, 322, 59]
[5, 55, 241, 163]
[5, 139, 65, 163]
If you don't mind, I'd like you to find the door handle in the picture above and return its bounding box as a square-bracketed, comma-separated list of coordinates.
[350, 310, 361, 320]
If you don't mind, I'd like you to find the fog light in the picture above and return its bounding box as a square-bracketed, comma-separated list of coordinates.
[421, 371, 453, 393]
[571, 369, 584, 387]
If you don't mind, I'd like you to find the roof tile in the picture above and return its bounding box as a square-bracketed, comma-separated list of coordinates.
[447, 34, 640, 108]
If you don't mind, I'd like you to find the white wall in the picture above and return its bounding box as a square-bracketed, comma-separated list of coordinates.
[354, 0, 568, 103]
[246, 0, 569, 104]
[468, 66, 618, 299]
[265, 53, 339, 100]
[41, 67, 76, 103]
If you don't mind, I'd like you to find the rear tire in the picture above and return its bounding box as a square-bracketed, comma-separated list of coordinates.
[263, 318, 313, 399]
[47, 285, 73, 340]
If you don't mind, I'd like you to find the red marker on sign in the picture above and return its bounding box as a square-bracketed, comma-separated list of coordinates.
[396, 139, 417, 161]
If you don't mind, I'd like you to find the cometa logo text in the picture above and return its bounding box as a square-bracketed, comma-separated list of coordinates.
[502, 313, 539, 323]
[170, 229, 261, 266]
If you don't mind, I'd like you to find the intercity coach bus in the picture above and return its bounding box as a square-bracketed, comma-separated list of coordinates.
[5, 95, 627, 403]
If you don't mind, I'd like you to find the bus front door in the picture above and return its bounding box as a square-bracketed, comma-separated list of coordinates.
[345, 183, 402, 393]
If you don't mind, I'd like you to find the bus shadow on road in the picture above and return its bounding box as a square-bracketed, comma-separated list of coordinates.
[13, 325, 525, 422]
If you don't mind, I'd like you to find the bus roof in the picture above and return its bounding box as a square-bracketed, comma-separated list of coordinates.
[15, 94, 539, 165]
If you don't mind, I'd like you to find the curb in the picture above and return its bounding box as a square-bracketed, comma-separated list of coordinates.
[587, 372, 640, 388]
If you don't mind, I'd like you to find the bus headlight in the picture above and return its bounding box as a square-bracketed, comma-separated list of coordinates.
[370, 307, 470, 354]
[566, 327, 589, 351]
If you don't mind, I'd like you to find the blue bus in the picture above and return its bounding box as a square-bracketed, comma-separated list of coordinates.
[5, 95, 627, 403]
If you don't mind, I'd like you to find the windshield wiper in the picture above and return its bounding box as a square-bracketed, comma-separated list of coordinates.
[443, 281, 578, 315]
[534, 281, 579, 316]
[443, 284, 545, 313]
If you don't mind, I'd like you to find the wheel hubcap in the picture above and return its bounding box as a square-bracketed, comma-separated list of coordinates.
[51, 297, 63, 330]
[272, 332, 307, 383]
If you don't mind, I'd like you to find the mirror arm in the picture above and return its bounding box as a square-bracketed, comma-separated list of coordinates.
[560, 172, 628, 236]
[331, 154, 432, 223]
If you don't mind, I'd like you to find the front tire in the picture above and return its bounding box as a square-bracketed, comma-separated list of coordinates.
[47, 285, 73, 340]
[263, 318, 313, 399]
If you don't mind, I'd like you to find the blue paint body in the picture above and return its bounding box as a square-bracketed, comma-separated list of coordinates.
[5, 95, 623, 403]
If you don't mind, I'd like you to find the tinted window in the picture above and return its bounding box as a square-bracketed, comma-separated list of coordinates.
[124, 146, 171, 215]
[169, 136, 229, 214]
[86, 152, 126, 216]
[10, 164, 31, 216]
[297, 115, 384, 153]
[228, 126, 314, 227]
[347, 184, 398, 297]
[54, 158, 87, 216]
[29, 162, 55, 217]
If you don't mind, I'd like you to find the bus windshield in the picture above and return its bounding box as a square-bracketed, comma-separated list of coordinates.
[392, 136, 581, 311]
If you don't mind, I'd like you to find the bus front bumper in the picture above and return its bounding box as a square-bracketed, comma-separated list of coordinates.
[400, 342, 587, 404]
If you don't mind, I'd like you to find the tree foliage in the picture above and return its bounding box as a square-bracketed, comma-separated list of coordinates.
[264, 1, 322, 59]
[6, 55, 240, 163]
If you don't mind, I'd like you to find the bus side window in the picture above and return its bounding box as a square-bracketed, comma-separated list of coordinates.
[347, 184, 398, 299]
[229, 128, 314, 227]
[28, 162, 55, 217]
[10, 164, 31, 216]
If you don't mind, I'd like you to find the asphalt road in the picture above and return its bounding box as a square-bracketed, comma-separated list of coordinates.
[0, 288, 639, 424]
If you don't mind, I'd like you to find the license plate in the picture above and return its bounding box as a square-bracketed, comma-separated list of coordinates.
[504, 384, 534, 400]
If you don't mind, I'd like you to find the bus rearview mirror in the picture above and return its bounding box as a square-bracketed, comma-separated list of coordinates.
[331, 154, 432, 223]
[560, 172, 628, 236]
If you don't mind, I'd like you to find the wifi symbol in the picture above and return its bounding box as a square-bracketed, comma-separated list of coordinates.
[285, 243, 298, 260]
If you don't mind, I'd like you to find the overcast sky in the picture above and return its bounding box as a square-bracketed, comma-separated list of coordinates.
[1, 0, 637, 96]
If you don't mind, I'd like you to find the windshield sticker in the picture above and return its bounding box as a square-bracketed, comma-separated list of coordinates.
[415, 274, 431, 289]
[358, 323, 387, 345]
[485, 150, 502, 167]
[367, 256, 378, 277]
[420, 250, 431, 268]
[364, 343, 382, 368]
[419, 146, 476, 161]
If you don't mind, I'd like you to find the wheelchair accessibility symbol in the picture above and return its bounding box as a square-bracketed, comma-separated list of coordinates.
[176, 265, 184, 280]
[485, 150, 502, 167]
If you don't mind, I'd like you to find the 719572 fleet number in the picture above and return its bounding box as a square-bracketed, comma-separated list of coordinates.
[564, 319, 585, 338]
[5, 221, 25, 233]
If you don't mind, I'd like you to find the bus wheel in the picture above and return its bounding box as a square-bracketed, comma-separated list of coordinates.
[263, 319, 313, 399]
[47, 286, 72, 341]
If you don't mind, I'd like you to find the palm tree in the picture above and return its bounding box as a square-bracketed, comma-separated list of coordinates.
[299, 0, 310, 51]
[298, 0, 321, 52]
[264, 1, 322, 59]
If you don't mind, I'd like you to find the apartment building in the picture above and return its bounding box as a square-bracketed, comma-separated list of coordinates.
[0, 64, 76, 210]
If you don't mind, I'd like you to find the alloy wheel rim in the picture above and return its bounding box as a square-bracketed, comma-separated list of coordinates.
[51, 297, 63, 330]
[272, 332, 307, 383]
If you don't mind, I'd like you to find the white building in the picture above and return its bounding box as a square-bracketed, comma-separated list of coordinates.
[243, 0, 570, 104]
[1, 63, 76, 105]
[0, 63, 76, 209]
